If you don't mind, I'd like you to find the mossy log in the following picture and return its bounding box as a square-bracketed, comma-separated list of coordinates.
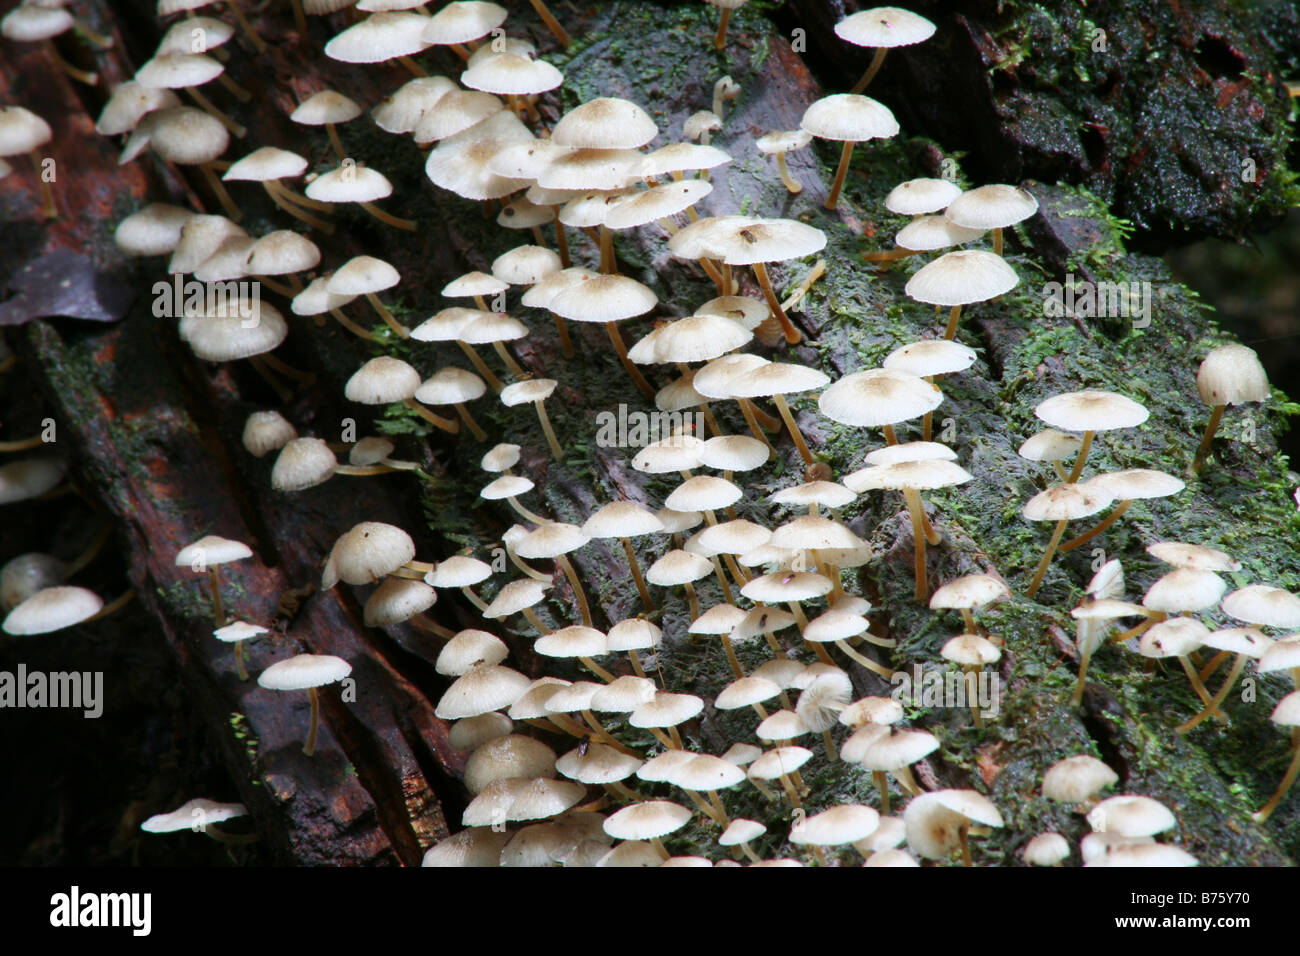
[2, 0, 1299, 865]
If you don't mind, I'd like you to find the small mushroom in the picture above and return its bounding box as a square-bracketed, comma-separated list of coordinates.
[257, 654, 353, 756]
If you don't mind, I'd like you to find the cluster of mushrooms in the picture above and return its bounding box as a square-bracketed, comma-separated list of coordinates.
[3, 0, 1298, 866]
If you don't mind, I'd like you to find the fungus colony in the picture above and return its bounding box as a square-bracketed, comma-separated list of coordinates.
[2, 1, 1296, 867]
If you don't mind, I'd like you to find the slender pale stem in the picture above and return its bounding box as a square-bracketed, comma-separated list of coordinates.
[720, 634, 744, 679]
[682, 582, 701, 621]
[224, 0, 267, 54]
[324, 123, 347, 161]
[834, 639, 895, 680]
[233, 641, 249, 681]
[737, 399, 776, 450]
[187, 86, 245, 137]
[713, 7, 731, 50]
[1191, 405, 1225, 474]
[365, 293, 409, 338]
[752, 261, 801, 344]
[1177, 655, 1223, 722]
[207, 567, 227, 625]
[360, 201, 417, 231]
[621, 538, 655, 612]
[533, 401, 564, 461]
[1178, 653, 1247, 734]
[775, 152, 801, 193]
[771, 393, 815, 465]
[521, 607, 551, 636]
[824, 141, 855, 211]
[992, 227, 1004, 257]
[605, 322, 656, 398]
[44, 39, 96, 84]
[1060, 500, 1132, 552]
[902, 488, 931, 601]
[1253, 740, 1300, 822]
[550, 311, 575, 357]
[556, 554, 592, 627]
[263, 182, 334, 233]
[874, 770, 890, 814]
[397, 56, 426, 77]
[710, 556, 735, 604]
[402, 398, 459, 434]
[850, 47, 889, 94]
[943, 305, 963, 340]
[492, 341, 528, 380]
[1067, 430, 1095, 483]
[199, 163, 242, 220]
[452, 403, 487, 441]
[458, 342, 504, 392]
[580, 656, 616, 682]
[410, 613, 455, 639]
[1025, 519, 1068, 600]
[882, 424, 899, 445]
[304, 687, 321, 756]
[1071, 641, 1095, 707]
[528, 0, 572, 47]
[0, 435, 45, 452]
[217, 72, 250, 102]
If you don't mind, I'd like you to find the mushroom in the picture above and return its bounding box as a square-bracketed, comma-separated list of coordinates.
[514, 522, 595, 628]
[257, 654, 353, 756]
[345, 356, 459, 435]
[140, 797, 252, 843]
[174, 534, 253, 625]
[415, 367, 489, 441]
[725, 362, 829, 466]
[582, 501, 665, 613]
[1060, 469, 1185, 553]
[290, 90, 362, 161]
[0, 107, 55, 219]
[940, 633, 1000, 727]
[834, 6, 937, 93]
[755, 130, 811, 194]
[2, 585, 132, 635]
[213, 620, 266, 681]
[799, 93, 899, 211]
[326, 10, 433, 75]
[1021, 483, 1113, 600]
[135, 51, 249, 138]
[1034, 389, 1151, 483]
[604, 801, 692, 861]
[1253, 692, 1300, 822]
[223, 147, 333, 233]
[904, 249, 1019, 340]
[305, 163, 416, 231]
[420, 1, 508, 61]
[944, 184, 1039, 256]
[548, 273, 659, 398]
[1191, 344, 1270, 474]
[819, 367, 942, 446]
[500, 379, 564, 462]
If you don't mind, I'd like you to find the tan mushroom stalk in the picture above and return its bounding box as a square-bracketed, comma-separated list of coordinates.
[515, 523, 594, 629]
[756, 130, 812, 194]
[945, 184, 1039, 257]
[1190, 344, 1270, 474]
[174, 535, 253, 627]
[1035, 389, 1151, 484]
[706, 0, 748, 51]
[904, 249, 1020, 340]
[1022, 483, 1113, 600]
[835, 6, 937, 93]
[0, 107, 56, 219]
[258, 654, 353, 756]
[1059, 469, 1185, 552]
[582, 502, 665, 613]
[345, 356, 459, 434]
[1176, 627, 1271, 734]
[799, 93, 899, 211]
[328, 256, 410, 339]
[1253, 693, 1300, 822]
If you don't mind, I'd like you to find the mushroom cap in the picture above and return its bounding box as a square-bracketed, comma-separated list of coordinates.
[464, 734, 557, 794]
[628, 691, 704, 729]
[1255, 637, 1300, 675]
[697, 519, 772, 556]
[305, 165, 396, 204]
[3, 586, 104, 635]
[420, 0, 506, 44]
[548, 273, 657, 323]
[692, 353, 771, 399]
[448, 712, 513, 751]
[329, 255, 401, 295]
[804, 608, 871, 644]
[844, 458, 972, 493]
[1042, 754, 1119, 803]
[1021, 482, 1113, 521]
[1271, 690, 1300, 728]
[435, 663, 532, 718]
[461, 52, 564, 96]
[819, 368, 942, 427]
[582, 500, 664, 539]
[505, 778, 587, 822]
[114, 202, 194, 256]
[140, 798, 248, 833]
[606, 618, 663, 652]
[740, 571, 833, 604]
[929, 573, 1010, 610]
[1196, 344, 1269, 406]
[322, 521, 416, 587]
[415, 367, 487, 405]
[444, 270, 509, 299]
[371, 75, 459, 135]
[175, 534, 253, 568]
[664, 475, 742, 513]
[696, 295, 769, 331]
[482, 578, 549, 618]
[363, 577, 436, 626]
[501, 378, 559, 410]
[688, 602, 747, 635]
[940, 633, 1001, 665]
[535, 625, 608, 660]
[1034, 389, 1150, 433]
[605, 180, 713, 231]
[700, 217, 828, 267]
[791, 804, 880, 846]
[884, 177, 962, 216]
[904, 249, 1019, 306]
[425, 554, 493, 588]
[270, 438, 336, 491]
[1018, 428, 1084, 462]
[426, 132, 533, 201]
[247, 230, 320, 276]
[0, 106, 53, 156]
[224, 146, 309, 183]
[1146, 541, 1240, 573]
[348, 437, 396, 466]
[769, 515, 864, 552]
[556, 742, 643, 785]
[894, 215, 985, 251]
[756, 709, 807, 742]
[1200, 627, 1272, 658]
[719, 818, 766, 846]
[1086, 795, 1176, 837]
[747, 746, 813, 780]
[731, 606, 798, 641]
[179, 297, 288, 361]
[421, 828, 511, 866]
[2, 4, 74, 41]
[436, 629, 509, 676]
[325, 11, 433, 63]
[726, 361, 829, 398]
[492, 244, 563, 285]
[645, 549, 713, 586]
[96, 83, 182, 137]
[345, 356, 421, 404]
[603, 801, 692, 841]
[715, 675, 783, 710]
[1141, 568, 1226, 613]
[135, 52, 228, 91]
[1221, 585, 1300, 629]
[799, 93, 900, 142]
[835, 6, 936, 48]
[168, 214, 247, 274]
[414, 90, 505, 143]
[769, 480, 856, 509]
[1088, 843, 1198, 868]
[481, 474, 534, 499]
[589, 675, 656, 712]
[1022, 832, 1071, 866]
[507, 677, 571, 719]
[258, 653, 352, 691]
[1, 554, 68, 612]
[553, 97, 658, 150]
[147, 106, 229, 165]
[856, 727, 939, 771]
[944, 184, 1039, 230]
[538, 147, 642, 190]
[838, 696, 904, 729]
[1137, 616, 1209, 658]
[883, 338, 977, 377]
[756, 129, 813, 155]
[637, 142, 732, 178]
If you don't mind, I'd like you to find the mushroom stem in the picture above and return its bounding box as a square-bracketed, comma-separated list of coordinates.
[873, 770, 891, 814]
[550, 311, 575, 357]
[460, 586, 489, 613]
[894, 764, 922, 797]
[580, 656, 616, 683]
[304, 686, 321, 756]
[774, 152, 802, 194]
[850, 46, 889, 94]
[263, 182, 335, 233]
[0, 434, 46, 452]
[1025, 519, 1068, 600]
[359, 201, 417, 231]
[84, 588, 136, 623]
[737, 399, 776, 450]
[453, 403, 487, 441]
[1191, 404, 1226, 474]
[224, 0, 267, 54]
[958, 822, 973, 867]
[233, 641, 249, 681]
[1070, 641, 1095, 707]
[492, 341, 528, 380]
[527, 0, 572, 47]
[992, 227, 1004, 257]
[553, 213, 571, 268]
[1060, 499, 1132, 552]
[778, 772, 803, 810]
[409, 614, 456, 639]
[25, 151, 56, 219]
[457, 342, 504, 392]
[1253, 740, 1300, 822]
[620, 538, 655, 612]
[960, 608, 977, 635]
[770, 393, 815, 465]
[710, 556, 735, 604]
[882, 424, 899, 445]
[206, 567, 228, 625]
[824, 141, 856, 211]
[605, 322, 657, 399]
[1067, 430, 1095, 483]
[506, 496, 551, 528]
[532, 400, 565, 461]
[707, 790, 730, 828]
[834, 639, 895, 680]
[821, 728, 836, 761]
[720, 634, 745, 680]
[752, 261, 801, 344]
[397, 56, 427, 78]
[65, 522, 112, 577]
[1178, 653, 1247, 734]
[44, 40, 97, 85]
[364, 293, 409, 338]
[290, 0, 308, 33]
[216, 72, 251, 102]
[199, 162, 243, 220]
[322, 122, 347, 161]
[964, 666, 985, 728]
[682, 581, 701, 621]
[863, 247, 916, 266]
[713, 7, 731, 50]
[1176, 655, 1223, 722]
[521, 607, 551, 636]
[1110, 612, 1163, 645]
[942, 305, 963, 340]
[556, 554, 593, 627]
[448, 43, 471, 61]
[258, 352, 314, 387]
[598, 224, 615, 274]
[748, 776, 777, 801]
[902, 487, 932, 601]
[682, 788, 722, 824]
[402, 398, 459, 434]
[627, 650, 646, 678]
